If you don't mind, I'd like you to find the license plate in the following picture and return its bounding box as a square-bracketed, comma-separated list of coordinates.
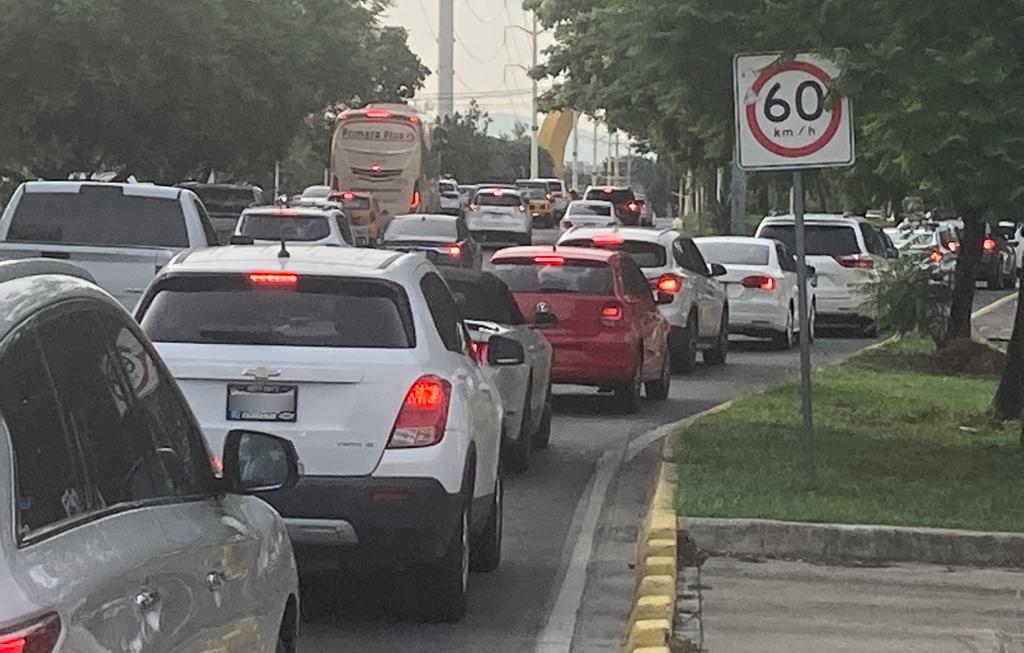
[226, 384, 298, 422]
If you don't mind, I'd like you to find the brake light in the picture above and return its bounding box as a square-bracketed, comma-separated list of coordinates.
[655, 273, 683, 293]
[947, 240, 961, 252]
[468, 340, 489, 365]
[248, 271, 299, 286]
[494, 188, 504, 196]
[741, 275, 777, 291]
[592, 233, 624, 245]
[271, 208, 299, 216]
[603, 186, 613, 193]
[626, 202, 639, 212]
[0, 613, 61, 653]
[833, 254, 874, 269]
[983, 237, 997, 251]
[387, 375, 452, 448]
[364, 108, 392, 119]
[447, 244, 462, 257]
[534, 255, 565, 266]
[341, 192, 355, 200]
[411, 189, 421, 210]
[600, 302, 624, 326]
[369, 164, 382, 173]
[929, 249, 944, 263]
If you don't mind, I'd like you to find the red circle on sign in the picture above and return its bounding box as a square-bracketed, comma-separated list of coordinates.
[745, 60, 843, 158]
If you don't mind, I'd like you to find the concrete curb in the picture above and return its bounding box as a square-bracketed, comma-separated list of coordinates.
[681, 517, 1024, 568]
[623, 458, 677, 653]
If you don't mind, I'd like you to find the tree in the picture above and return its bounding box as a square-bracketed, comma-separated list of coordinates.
[434, 102, 554, 182]
[993, 282, 1024, 420]
[0, 0, 427, 183]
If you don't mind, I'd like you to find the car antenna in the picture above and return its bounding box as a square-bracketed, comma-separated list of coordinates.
[278, 239, 290, 259]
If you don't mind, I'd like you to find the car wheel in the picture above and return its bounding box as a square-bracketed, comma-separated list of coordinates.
[275, 600, 297, 653]
[801, 302, 817, 344]
[504, 392, 532, 474]
[532, 387, 553, 449]
[615, 352, 642, 414]
[772, 308, 795, 350]
[703, 308, 729, 365]
[645, 346, 671, 401]
[470, 477, 503, 573]
[670, 314, 698, 374]
[418, 498, 470, 623]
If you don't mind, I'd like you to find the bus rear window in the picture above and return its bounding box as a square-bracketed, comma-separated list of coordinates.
[141, 276, 415, 348]
[491, 259, 613, 294]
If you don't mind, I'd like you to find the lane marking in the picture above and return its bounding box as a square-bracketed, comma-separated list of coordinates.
[973, 291, 1017, 320]
[534, 449, 622, 653]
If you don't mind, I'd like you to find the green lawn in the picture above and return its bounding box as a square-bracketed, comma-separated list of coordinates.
[672, 338, 1024, 532]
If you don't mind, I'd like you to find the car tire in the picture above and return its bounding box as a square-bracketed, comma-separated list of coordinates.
[615, 352, 643, 414]
[801, 303, 817, 344]
[1004, 266, 1018, 289]
[470, 478, 503, 573]
[645, 346, 671, 401]
[532, 387, 553, 449]
[703, 308, 729, 365]
[670, 314, 698, 374]
[275, 600, 297, 653]
[504, 393, 533, 474]
[418, 498, 470, 623]
[772, 307, 795, 350]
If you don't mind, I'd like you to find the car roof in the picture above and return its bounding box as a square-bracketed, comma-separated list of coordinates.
[759, 213, 869, 225]
[393, 213, 459, 223]
[21, 181, 182, 200]
[166, 244, 407, 276]
[242, 206, 335, 217]
[584, 185, 631, 192]
[560, 226, 676, 244]
[694, 236, 778, 247]
[491, 245, 619, 263]
[568, 199, 614, 207]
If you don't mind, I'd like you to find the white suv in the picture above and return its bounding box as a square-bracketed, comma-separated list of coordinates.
[557, 227, 729, 372]
[135, 245, 512, 622]
[755, 214, 890, 335]
[464, 187, 532, 245]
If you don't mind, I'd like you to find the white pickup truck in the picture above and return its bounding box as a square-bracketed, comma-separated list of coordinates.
[0, 181, 218, 306]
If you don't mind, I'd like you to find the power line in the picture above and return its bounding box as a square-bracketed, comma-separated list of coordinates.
[455, 30, 507, 63]
[416, 0, 438, 42]
[461, 0, 504, 24]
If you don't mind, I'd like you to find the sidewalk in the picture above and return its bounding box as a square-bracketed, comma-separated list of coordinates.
[696, 557, 1024, 653]
[975, 294, 1017, 351]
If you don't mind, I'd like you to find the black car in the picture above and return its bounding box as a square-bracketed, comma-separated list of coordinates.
[583, 185, 642, 225]
[977, 232, 1018, 290]
[176, 182, 263, 243]
[380, 214, 482, 269]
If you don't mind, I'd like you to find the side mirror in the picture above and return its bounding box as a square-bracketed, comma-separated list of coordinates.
[222, 430, 300, 494]
[487, 335, 525, 366]
[533, 310, 559, 328]
[710, 263, 727, 277]
[655, 290, 675, 305]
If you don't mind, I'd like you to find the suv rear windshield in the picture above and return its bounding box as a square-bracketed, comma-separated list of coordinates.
[568, 203, 612, 217]
[384, 217, 457, 239]
[342, 197, 370, 210]
[239, 213, 331, 241]
[758, 224, 860, 257]
[476, 192, 522, 207]
[560, 239, 667, 268]
[585, 188, 634, 205]
[9, 187, 188, 248]
[696, 242, 770, 266]
[440, 182, 458, 195]
[492, 259, 613, 294]
[140, 275, 414, 348]
[544, 181, 564, 193]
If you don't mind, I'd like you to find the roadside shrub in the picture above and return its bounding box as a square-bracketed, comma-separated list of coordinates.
[857, 253, 952, 347]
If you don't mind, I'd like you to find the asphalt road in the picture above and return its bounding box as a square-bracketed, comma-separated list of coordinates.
[299, 226, 1013, 653]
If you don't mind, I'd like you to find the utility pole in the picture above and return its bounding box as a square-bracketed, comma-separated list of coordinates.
[438, 0, 455, 118]
[626, 143, 633, 187]
[571, 112, 579, 191]
[592, 120, 599, 186]
[506, 12, 542, 177]
[612, 132, 620, 185]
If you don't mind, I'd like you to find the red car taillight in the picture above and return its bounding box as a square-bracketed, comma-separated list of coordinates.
[928, 248, 944, 264]
[833, 254, 874, 269]
[387, 376, 452, 449]
[447, 244, 462, 257]
[0, 613, 61, 653]
[740, 275, 777, 291]
[600, 302, 624, 327]
[650, 273, 683, 293]
[982, 237, 997, 252]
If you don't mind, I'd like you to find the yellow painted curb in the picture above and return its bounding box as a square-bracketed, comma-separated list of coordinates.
[624, 453, 679, 652]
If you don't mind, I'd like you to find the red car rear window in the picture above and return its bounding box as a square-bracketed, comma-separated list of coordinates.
[491, 259, 613, 295]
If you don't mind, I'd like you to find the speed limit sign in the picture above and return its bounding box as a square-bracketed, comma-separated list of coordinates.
[734, 53, 854, 170]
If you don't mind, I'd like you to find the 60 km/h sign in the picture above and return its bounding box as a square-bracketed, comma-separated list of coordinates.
[734, 53, 854, 170]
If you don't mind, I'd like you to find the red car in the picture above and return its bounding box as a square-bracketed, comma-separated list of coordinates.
[490, 246, 672, 413]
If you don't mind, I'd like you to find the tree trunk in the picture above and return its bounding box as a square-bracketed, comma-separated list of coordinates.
[948, 216, 985, 341]
[993, 277, 1024, 420]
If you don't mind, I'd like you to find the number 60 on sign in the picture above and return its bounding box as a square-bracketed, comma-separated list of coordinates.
[734, 53, 855, 171]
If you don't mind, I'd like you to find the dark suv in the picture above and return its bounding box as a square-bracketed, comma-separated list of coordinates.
[583, 185, 641, 225]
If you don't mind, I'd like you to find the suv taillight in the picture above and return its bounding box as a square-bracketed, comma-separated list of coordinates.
[0, 613, 61, 653]
[387, 376, 452, 449]
[833, 254, 874, 269]
[600, 302, 624, 327]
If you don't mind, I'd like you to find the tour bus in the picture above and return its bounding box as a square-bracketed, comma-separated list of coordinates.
[330, 103, 438, 219]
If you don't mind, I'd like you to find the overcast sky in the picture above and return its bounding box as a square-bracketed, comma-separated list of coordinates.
[383, 0, 619, 164]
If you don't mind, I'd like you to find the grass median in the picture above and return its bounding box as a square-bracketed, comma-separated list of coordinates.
[672, 337, 1024, 532]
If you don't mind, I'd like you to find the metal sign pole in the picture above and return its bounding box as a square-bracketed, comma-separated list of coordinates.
[792, 170, 816, 489]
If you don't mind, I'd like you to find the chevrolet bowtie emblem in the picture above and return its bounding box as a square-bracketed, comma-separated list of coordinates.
[242, 366, 282, 381]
